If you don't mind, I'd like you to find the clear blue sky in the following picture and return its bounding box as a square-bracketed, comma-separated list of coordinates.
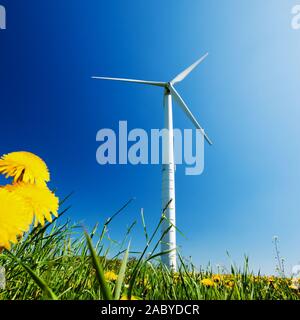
[1, 0, 299, 274]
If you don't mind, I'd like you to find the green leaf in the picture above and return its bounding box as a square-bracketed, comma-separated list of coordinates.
[84, 231, 112, 300]
[9, 252, 58, 300]
[114, 242, 130, 300]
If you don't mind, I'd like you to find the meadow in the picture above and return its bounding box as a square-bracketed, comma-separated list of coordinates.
[0, 197, 299, 301]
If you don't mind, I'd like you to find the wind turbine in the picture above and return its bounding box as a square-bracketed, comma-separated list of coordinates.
[92, 53, 212, 271]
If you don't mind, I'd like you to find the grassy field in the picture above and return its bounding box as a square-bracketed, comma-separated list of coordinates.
[0, 199, 299, 300]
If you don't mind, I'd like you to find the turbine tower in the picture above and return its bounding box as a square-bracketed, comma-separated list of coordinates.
[92, 53, 212, 271]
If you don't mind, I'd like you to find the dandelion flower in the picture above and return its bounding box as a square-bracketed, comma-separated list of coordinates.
[201, 278, 215, 287]
[225, 280, 235, 288]
[0, 188, 32, 249]
[104, 271, 118, 282]
[267, 276, 275, 284]
[120, 295, 139, 300]
[172, 272, 181, 283]
[289, 284, 299, 290]
[5, 183, 59, 227]
[0, 151, 50, 186]
[212, 274, 222, 283]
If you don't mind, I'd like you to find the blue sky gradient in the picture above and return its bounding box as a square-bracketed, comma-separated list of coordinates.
[1, 0, 300, 274]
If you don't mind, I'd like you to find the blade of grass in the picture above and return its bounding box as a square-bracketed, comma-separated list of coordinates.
[105, 198, 135, 225]
[140, 208, 149, 244]
[7, 251, 58, 300]
[114, 242, 130, 300]
[84, 231, 112, 300]
[128, 200, 172, 299]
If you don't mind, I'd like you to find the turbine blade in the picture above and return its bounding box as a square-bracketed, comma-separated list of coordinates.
[171, 53, 209, 85]
[169, 85, 212, 145]
[92, 76, 166, 87]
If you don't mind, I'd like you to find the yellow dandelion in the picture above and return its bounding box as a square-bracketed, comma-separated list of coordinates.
[120, 295, 139, 300]
[0, 188, 33, 249]
[267, 276, 275, 284]
[289, 284, 299, 290]
[0, 151, 50, 186]
[225, 280, 235, 288]
[172, 272, 181, 283]
[201, 278, 215, 287]
[212, 274, 222, 283]
[104, 271, 118, 282]
[5, 183, 59, 227]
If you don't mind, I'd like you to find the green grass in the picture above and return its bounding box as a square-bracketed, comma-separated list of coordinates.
[0, 199, 299, 300]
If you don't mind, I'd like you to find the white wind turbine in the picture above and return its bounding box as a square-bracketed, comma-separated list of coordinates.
[92, 53, 212, 271]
